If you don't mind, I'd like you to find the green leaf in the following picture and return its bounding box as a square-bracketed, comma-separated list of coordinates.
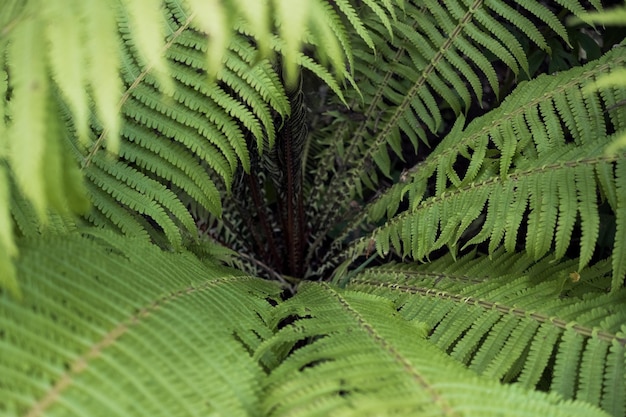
[8, 16, 47, 218]
[0, 233, 282, 416]
[258, 282, 611, 417]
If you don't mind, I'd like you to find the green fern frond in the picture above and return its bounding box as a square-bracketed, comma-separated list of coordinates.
[120, 0, 174, 95]
[329, 48, 626, 284]
[334, 0, 376, 52]
[84, 182, 153, 243]
[78, 20, 295, 247]
[347, 251, 625, 416]
[0, 166, 17, 297]
[85, 156, 194, 249]
[614, 159, 626, 287]
[266, 35, 352, 106]
[256, 281, 611, 417]
[7, 14, 48, 218]
[357, 144, 621, 278]
[124, 139, 220, 211]
[306, 0, 595, 260]
[0, 232, 282, 417]
[1, 0, 365, 288]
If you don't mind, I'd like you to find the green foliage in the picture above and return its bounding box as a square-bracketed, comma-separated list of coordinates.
[0, 0, 358, 292]
[0, 234, 614, 417]
[0, 233, 282, 417]
[348, 250, 626, 416]
[343, 50, 626, 286]
[1, 0, 626, 416]
[257, 281, 610, 417]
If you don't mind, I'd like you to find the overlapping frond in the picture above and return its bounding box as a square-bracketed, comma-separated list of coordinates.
[0, 232, 282, 417]
[3, 0, 121, 225]
[333, 47, 626, 288]
[1, 1, 624, 417]
[346, 251, 626, 417]
[1, 0, 365, 291]
[305, 0, 599, 256]
[79, 13, 290, 247]
[255, 281, 611, 417]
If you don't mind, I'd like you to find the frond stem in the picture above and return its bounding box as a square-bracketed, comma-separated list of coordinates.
[354, 278, 626, 346]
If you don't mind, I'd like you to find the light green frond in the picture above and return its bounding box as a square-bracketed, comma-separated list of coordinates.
[334, 0, 376, 51]
[274, 0, 311, 86]
[121, 0, 174, 94]
[83, 0, 122, 152]
[347, 251, 625, 416]
[562, 0, 605, 24]
[185, 0, 231, 77]
[0, 42, 16, 295]
[44, 0, 89, 142]
[7, 15, 47, 218]
[256, 281, 611, 417]
[309, 1, 349, 79]
[231, 0, 270, 56]
[0, 232, 282, 417]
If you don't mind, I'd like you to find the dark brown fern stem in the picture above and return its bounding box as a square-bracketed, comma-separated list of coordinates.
[232, 188, 270, 262]
[281, 123, 304, 277]
[274, 77, 308, 277]
[246, 174, 282, 268]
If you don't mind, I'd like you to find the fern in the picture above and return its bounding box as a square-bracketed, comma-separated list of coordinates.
[255, 281, 610, 417]
[336, 48, 626, 289]
[346, 250, 626, 416]
[0, 236, 612, 417]
[306, 0, 599, 242]
[0, 232, 282, 417]
[0, 0, 359, 290]
[1, 1, 626, 416]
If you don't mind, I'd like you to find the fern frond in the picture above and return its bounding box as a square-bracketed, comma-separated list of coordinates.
[357, 144, 620, 275]
[1, 0, 367, 290]
[328, 48, 626, 283]
[85, 156, 193, 249]
[120, 0, 174, 94]
[121, 139, 221, 214]
[7, 15, 48, 218]
[0, 166, 17, 297]
[78, 19, 296, 247]
[0, 232, 282, 417]
[614, 159, 626, 288]
[83, 0, 122, 149]
[84, 181, 152, 242]
[256, 281, 611, 417]
[346, 251, 625, 416]
[306, 0, 595, 261]
[334, 0, 376, 51]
